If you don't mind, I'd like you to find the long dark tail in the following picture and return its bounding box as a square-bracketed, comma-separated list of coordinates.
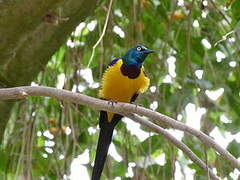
[91, 111, 122, 180]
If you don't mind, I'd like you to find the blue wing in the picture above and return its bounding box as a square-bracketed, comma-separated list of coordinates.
[108, 58, 121, 67]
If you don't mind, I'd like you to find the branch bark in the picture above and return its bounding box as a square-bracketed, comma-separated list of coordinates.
[0, 86, 239, 171]
[126, 113, 219, 180]
[0, 0, 98, 86]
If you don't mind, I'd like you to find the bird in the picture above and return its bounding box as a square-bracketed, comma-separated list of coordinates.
[92, 45, 154, 180]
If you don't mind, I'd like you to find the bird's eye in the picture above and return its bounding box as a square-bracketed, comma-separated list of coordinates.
[136, 47, 142, 51]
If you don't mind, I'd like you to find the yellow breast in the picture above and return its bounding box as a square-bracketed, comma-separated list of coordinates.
[99, 59, 150, 121]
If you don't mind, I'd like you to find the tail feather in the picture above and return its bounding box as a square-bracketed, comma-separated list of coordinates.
[91, 111, 122, 180]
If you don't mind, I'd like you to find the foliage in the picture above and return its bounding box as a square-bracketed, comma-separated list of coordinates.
[1, 0, 240, 179]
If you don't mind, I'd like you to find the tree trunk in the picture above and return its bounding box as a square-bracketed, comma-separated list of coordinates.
[0, 0, 99, 142]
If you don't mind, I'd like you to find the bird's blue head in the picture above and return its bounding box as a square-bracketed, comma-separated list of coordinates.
[122, 45, 154, 68]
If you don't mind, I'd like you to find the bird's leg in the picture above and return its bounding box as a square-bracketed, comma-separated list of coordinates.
[130, 102, 143, 110]
[108, 100, 118, 106]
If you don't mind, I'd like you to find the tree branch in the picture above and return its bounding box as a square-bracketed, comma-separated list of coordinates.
[125, 113, 219, 180]
[0, 86, 239, 171]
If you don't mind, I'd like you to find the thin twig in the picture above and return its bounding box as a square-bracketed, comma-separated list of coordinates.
[87, 0, 113, 68]
[0, 86, 239, 170]
[213, 30, 234, 47]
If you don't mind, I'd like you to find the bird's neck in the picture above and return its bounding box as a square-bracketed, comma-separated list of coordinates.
[120, 62, 141, 79]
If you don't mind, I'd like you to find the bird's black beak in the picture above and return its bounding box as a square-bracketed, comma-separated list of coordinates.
[143, 49, 155, 54]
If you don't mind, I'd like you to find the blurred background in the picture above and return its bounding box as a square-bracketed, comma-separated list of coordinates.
[0, 0, 240, 179]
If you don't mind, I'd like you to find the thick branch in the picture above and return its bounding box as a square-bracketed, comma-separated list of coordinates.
[126, 113, 219, 180]
[0, 86, 239, 170]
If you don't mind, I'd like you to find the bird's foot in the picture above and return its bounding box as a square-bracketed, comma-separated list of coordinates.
[130, 102, 143, 109]
[108, 100, 118, 106]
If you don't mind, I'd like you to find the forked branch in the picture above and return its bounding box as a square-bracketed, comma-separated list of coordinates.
[0, 86, 239, 173]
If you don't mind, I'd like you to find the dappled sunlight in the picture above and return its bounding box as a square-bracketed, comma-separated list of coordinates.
[205, 88, 224, 101]
[210, 127, 234, 149]
[57, 73, 65, 89]
[87, 20, 98, 32]
[114, 9, 123, 17]
[123, 117, 151, 142]
[150, 85, 156, 93]
[44, 147, 53, 154]
[163, 74, 172, 83]
[167, 56, 176, 78]
[44, 140, 55, 147]
[125, 162, 136, 178]
[201, 39, 212, 49]
[113, 25, 125, 38]
[109, 143, 123, 162]
[88, 126, 97, 135]
[155, 153, 166, 166]
[195, 69, 203, 79]
[150, 100, 158, 111]
[70, 149, 90, 180]
[220, 114, 232, 123]
[216, 50, 226, 62]
[175, 161, 195, 180]
[229, 61, 237, 67]
[43, 130, 54, 140]
[78, 68, 94, 84]
[167, 129, 184, 141]
[74, 22, 86, 36]
[192, 19, 199, 28]
[185, 103, 206, 130]
[122, 117, 149, 142]
[177, 0, 184, 7]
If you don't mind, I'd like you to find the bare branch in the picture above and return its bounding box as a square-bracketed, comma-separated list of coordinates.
[125, 113, 219, 180]
[0, 86, 239, 170]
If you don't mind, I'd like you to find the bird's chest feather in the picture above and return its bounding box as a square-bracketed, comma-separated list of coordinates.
[99, 60, 149, 102]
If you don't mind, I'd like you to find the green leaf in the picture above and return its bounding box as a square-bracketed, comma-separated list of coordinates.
[231, 0, 240, 24]
[140, 135, 166, 155]
[0, 148, 7, 171]
[227, 139, 240, 158]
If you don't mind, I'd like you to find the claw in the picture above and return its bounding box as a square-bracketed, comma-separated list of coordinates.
[108, 100, 118, 106]
[130, 102, 143, 109]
